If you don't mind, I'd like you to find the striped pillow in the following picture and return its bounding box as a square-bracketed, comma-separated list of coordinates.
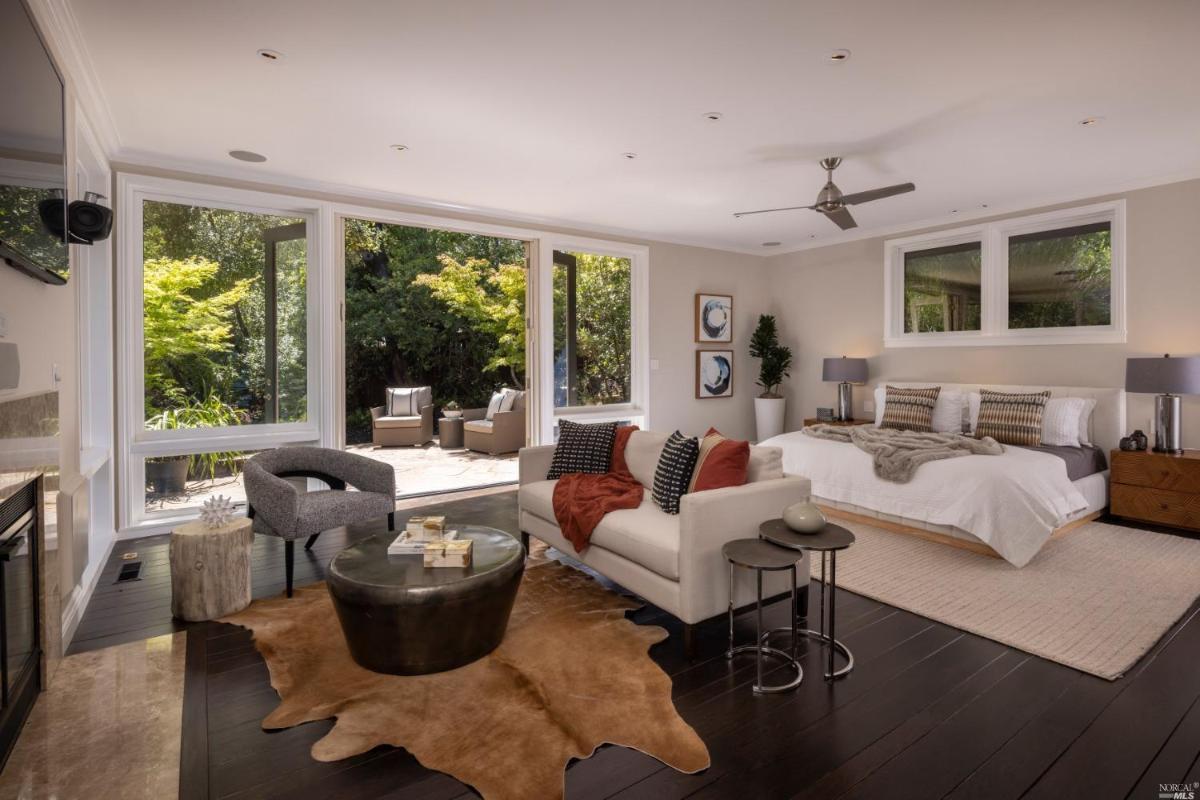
[880, 386, 941, 433]
[974, 389, 1050, 446]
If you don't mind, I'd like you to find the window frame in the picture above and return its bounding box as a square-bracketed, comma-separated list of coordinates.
[884, 200, 1126, 348]
[116, 174, 326, 530]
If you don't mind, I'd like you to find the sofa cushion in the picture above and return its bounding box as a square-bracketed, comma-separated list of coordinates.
[651, 431, 700, 515]
[464, 420, 494, 434]
[519, 481, 680, 580]
[547, 420, 617, 479]
[625, 429, 669, 487]
[747, 445, 783, 482]
[689, 428, 749, 492]
[374, 415, 423, 429]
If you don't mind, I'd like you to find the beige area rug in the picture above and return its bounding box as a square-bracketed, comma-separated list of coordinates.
[0, 633, 185, 800]
[223, 561, 709, 800]
[820, 520, 1200, 680]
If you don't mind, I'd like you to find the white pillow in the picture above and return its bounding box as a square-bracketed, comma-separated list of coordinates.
[1041, 397, 1086, 447]
[968, 392, 981, 432]
[485, 391, 505, 421]
[874, 386, 965, 434]
[498, 388, 519, 414]
[1077, 398, 1097, 446]
[388, 387, 417, 417]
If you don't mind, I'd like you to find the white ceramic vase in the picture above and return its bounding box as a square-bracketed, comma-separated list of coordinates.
[755, 396, 786, 442]
[782, 501, 827, 534]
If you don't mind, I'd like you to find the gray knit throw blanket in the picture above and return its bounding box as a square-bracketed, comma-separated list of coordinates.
[802, 424, 1004, 483]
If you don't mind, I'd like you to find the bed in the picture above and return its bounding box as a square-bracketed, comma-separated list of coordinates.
[762, 382, 1126, 567]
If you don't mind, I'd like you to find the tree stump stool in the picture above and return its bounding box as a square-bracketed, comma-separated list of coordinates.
[169, 518, 253, 621]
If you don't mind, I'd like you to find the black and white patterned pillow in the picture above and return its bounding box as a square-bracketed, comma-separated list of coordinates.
[546, 420, 618, 480]
[651, 431, 700, 515]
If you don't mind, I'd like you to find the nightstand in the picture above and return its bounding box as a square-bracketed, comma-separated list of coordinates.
[803, 418, 865, 427]
[1109, 449, 1200, 532]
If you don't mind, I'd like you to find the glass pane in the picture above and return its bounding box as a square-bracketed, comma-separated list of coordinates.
[143, 448, 263, 517]
[341, 219, 527, 444]
[142, 200, 307, 428]
[1008, 222, 1111, 329]
[553, 251, 632, 407]
[903, 242, 982, 333]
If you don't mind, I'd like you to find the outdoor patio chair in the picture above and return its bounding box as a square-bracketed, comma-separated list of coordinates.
[244, 446, 395, 597]
[464, 389, 527, 455]
[371, 386, 434, 447]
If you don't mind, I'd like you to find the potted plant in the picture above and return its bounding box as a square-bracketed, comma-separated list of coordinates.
[749, 314, 793, 441]
[443, 400, 463, 419]
[145, 391, 248, 497]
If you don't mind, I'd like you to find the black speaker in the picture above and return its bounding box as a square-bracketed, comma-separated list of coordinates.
[37, 196, 67, 239]
[67, 194, 113, 244]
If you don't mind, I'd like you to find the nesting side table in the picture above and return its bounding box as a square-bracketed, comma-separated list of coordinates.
[759, 519, 856, 680]
[722, 538, 804, 694]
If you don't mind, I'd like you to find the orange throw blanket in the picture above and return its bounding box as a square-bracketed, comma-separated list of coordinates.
[552, 472, 643, 553]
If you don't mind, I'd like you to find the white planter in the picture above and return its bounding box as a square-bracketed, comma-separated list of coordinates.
[754, 397, 786, 442]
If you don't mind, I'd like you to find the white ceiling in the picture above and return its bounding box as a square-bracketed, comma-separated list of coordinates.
[68, 0, 1200, 253]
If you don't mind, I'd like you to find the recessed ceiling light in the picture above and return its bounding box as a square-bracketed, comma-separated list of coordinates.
[256, 49, 283, 62]
[702, 111, 723, 122]
[390, 144, 409, 152]
[621, 152, 638, 160]
[228, 150, 267, 163]
[1079, 116, 1104, 126]
[761, 241, 781, 247]
[829, 49, 851, 62]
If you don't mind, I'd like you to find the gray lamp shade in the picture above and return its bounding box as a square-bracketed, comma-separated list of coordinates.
[822, 356, 868, 384]
[1125, 355, 1200, 395]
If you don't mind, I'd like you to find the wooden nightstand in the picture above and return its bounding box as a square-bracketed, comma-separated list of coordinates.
[803, 418, 866, 427]
[1110, 449, 1200, 532]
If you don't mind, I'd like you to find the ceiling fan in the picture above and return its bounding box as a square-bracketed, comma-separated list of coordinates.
[734, 157, 915, 230]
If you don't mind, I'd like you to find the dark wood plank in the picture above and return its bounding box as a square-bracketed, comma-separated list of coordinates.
[180, 622, 210, 800]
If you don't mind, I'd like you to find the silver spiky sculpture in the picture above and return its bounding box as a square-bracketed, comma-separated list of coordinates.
[199, 494, 235, 529]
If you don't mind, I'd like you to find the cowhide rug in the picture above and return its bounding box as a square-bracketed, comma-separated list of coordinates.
[221, 560, 710, 800]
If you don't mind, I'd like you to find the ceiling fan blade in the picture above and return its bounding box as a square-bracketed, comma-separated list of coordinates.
[840, 182, 916, 205]
[733, 203, 816, 218]
[825, 206, 858, 230]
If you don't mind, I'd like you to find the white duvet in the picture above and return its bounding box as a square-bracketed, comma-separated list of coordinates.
[761, 430, 1090, 567]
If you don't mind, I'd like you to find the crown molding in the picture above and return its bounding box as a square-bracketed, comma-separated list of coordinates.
[26, 0, 121, 157]
[110, 149, 772, 258]
[766, 165, 1200, 258]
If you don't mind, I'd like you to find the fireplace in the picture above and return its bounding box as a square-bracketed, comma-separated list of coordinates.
[0, 476, 41, 770]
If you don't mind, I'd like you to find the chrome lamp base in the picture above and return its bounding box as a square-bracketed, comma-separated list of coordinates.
[836, 382, 854, 422]
[1154, 394, 1184, 454]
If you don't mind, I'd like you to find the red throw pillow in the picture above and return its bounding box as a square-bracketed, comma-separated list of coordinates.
[611, 424, 640, 476]
[688, 427, 749, 492]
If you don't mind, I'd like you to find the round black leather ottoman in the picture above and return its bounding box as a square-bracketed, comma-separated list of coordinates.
[328, 526, 524, 675]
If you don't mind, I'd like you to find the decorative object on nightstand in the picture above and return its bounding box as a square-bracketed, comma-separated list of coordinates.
[1125, 354, 1200, 454]
[816, 407, 834, 421]
[1110, 448, 1200, 532]
[782, 500, 826, 533]
[749, 314, 793, 441]
[822, 356, 868, 422]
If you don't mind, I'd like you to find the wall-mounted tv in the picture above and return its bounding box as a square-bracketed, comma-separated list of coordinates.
[0, 0, 69, 285]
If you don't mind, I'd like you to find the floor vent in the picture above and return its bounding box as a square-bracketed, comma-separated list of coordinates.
[116, 561, 142, 583]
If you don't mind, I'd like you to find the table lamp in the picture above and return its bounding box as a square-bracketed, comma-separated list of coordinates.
[1125, 354, 1200, 454]
[822, 356, 868, 421]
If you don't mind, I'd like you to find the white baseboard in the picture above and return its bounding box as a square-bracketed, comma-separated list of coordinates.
[60, 530, 116, 649]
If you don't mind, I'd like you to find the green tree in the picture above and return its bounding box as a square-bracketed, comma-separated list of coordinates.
[749, 314, 792, 398]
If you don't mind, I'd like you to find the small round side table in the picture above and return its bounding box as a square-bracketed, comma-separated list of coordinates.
[759, 519, 856, 680]
[722, 538, 804, 694]
[439, 416, 465, 449]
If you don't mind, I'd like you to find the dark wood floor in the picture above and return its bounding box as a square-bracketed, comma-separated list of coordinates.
[73, 491, 1200, 799]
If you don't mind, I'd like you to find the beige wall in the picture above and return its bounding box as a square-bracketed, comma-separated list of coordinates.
[764, 178, 1200, 448]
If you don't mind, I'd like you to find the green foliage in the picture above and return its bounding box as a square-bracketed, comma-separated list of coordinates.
[553, 253, 631, 406]
[749, 314, 792, 398]
[145, 389, 248, 480]
[413, 255, 527, 383]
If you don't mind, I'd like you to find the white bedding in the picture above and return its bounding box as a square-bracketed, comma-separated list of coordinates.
[762, 430, 1092, 567]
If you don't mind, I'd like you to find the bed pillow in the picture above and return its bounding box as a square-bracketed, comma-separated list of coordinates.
[688, 428, 750, 493]
[1041, 397, 1087, 447]
[651, 431, 701, 514]
[974, 389, 1050, 446]
[875, 386, 964, 433]
[1077, 397, 1098, 445]
[879, 386, 941, 433]
[546, 420, 618, 479]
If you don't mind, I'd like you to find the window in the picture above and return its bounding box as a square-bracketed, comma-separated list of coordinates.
[885, 201, 1124, 347]
[553, 250, 632, 408]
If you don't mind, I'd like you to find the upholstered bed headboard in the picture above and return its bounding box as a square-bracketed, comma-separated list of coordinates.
[876, 382, 1127, 456]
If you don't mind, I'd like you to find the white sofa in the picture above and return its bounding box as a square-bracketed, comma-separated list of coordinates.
[518, 429, 811, 655]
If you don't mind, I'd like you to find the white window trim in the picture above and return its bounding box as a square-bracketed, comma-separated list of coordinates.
[535, 235, 651, 444]
[884, 200, 1126, 348]
[116, 174, 327, 531]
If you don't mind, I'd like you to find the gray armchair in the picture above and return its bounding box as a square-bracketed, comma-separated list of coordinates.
[371, 386, 434, 447]
[244, 446, 396, 597]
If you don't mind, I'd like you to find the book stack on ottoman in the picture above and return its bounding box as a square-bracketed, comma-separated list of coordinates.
[387, 515, 474, 567]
